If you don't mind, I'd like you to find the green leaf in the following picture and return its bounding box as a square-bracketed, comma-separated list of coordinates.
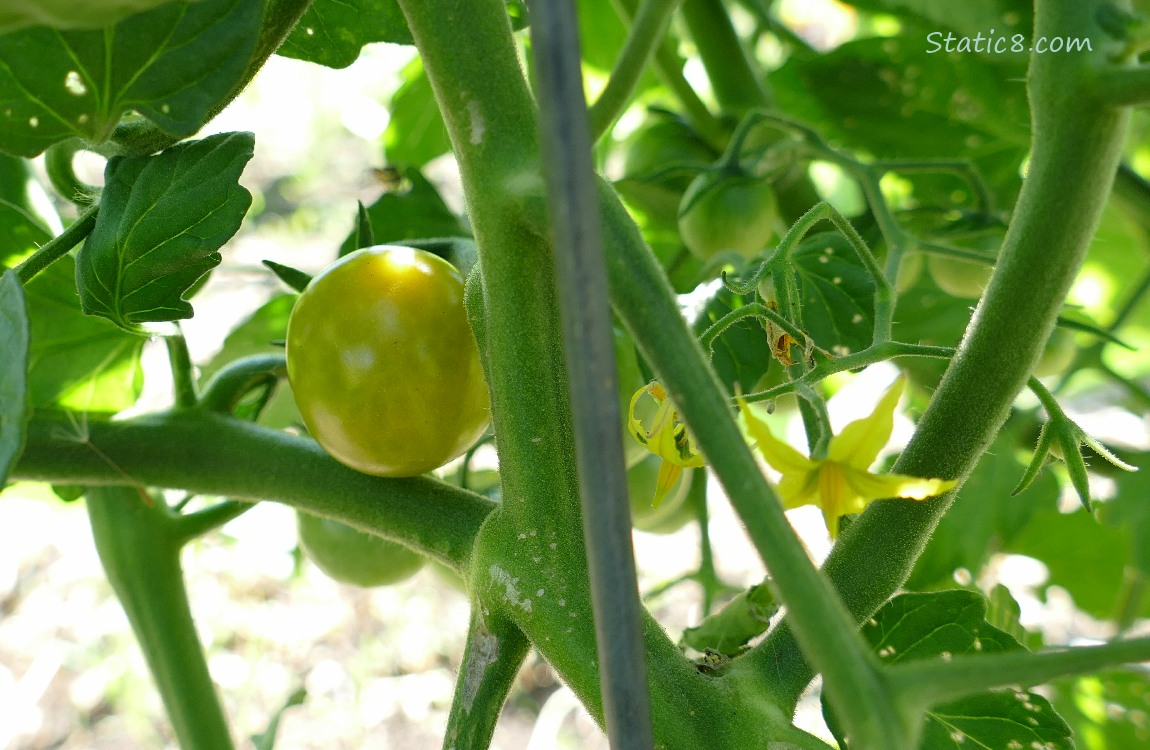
[790, 232, 875, 354]
[915, 691, 1072, 750]
[76, 132, 254, 328]
[0, 270, 30, 485]
[827, 590, 1072, 750]
[0, 0, 183, 34]
[0, 0, 261, 157]
[0, 153, 33, 211]
[1005, 504, 1133, 620]
[1048, 669, 1150, 750]
[771, 35, 1029, 207]
[338, 167, 467, 256]
[680, 579, 777, 657]
[985, 584, 1028, 648]
[577, 0, 629, 73]
[203, 294, 299, 429]
[692, 286, 774, 393]
[24, 255, 143, 412]
[0, 198, 52, 268]
[892, 280, 974, 390]
[384, 58, 452, 167]
[863, 590, 1022, 662]
[908, 422, 1056, 590]
[353, 201, 374, 251]
[1102, 453, 1150, 577]
[251, 686, 307, 750]
[261, 260, 311, 294]
[278, 0, 412, 68]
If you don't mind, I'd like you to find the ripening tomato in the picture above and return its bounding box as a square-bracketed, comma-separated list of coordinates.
[296, 511, 425, 587]
[286, 245, 491, 477]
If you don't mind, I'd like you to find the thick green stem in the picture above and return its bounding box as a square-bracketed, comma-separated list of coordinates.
[15, 411, 494, 572]
[14, 205, 98, 284]
[1094, 64, 1150, 106]
[751, 0, 1136, 709]
[890, 638, 1150, 711]
[44, 140, 99, 205]
[166, 329, 198, 409]
[442, 609, 531, 750]
[396, 2, 838, 747]
[198, 354, 287, 414]
[86, 485, 235, 750]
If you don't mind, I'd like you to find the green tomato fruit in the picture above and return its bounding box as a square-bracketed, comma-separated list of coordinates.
[927, 255, 994, 298]
[628, 455, 695, 534]
[1033, 328, 1076, 377]
[286, 245, 491, 477]
[678, 172, 779, 261]
[297, 512, 425, 588]
[895, 252, 925, 293]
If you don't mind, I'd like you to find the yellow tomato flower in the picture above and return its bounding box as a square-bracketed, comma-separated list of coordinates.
[628, 382, 706, 508]
[738, 376, 957, 537]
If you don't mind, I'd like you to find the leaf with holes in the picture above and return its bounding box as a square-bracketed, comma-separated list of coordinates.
[278, 0, 413, 68]
[76, 132, 253, 329]
[791, 231, 875, 355]
[1, 270, 30, 485]
[0, 0, 259, 157]
[1048, 669, 1150, 749]
[823, 590, 1072, 749]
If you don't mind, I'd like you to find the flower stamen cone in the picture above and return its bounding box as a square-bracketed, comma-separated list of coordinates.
[739, 376, 957, 537]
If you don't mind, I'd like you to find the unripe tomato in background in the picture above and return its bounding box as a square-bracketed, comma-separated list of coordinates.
[677, 171, 779, 261]
[296, 511, 426, 587]
[927, 254, 994, 298]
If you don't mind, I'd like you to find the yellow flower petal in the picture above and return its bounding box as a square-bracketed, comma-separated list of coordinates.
[839, 464, 957, 502]
[738, 396, 814, 475]
[827, 376, 906, 470]
[777, 468, 820, 509]
[652, 461, 683, 509]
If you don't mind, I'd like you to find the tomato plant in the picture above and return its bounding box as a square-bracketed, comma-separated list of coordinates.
[296, 510, 425, 587]
[286, 245, 491, 477]
[3, 1, 1150, 749]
